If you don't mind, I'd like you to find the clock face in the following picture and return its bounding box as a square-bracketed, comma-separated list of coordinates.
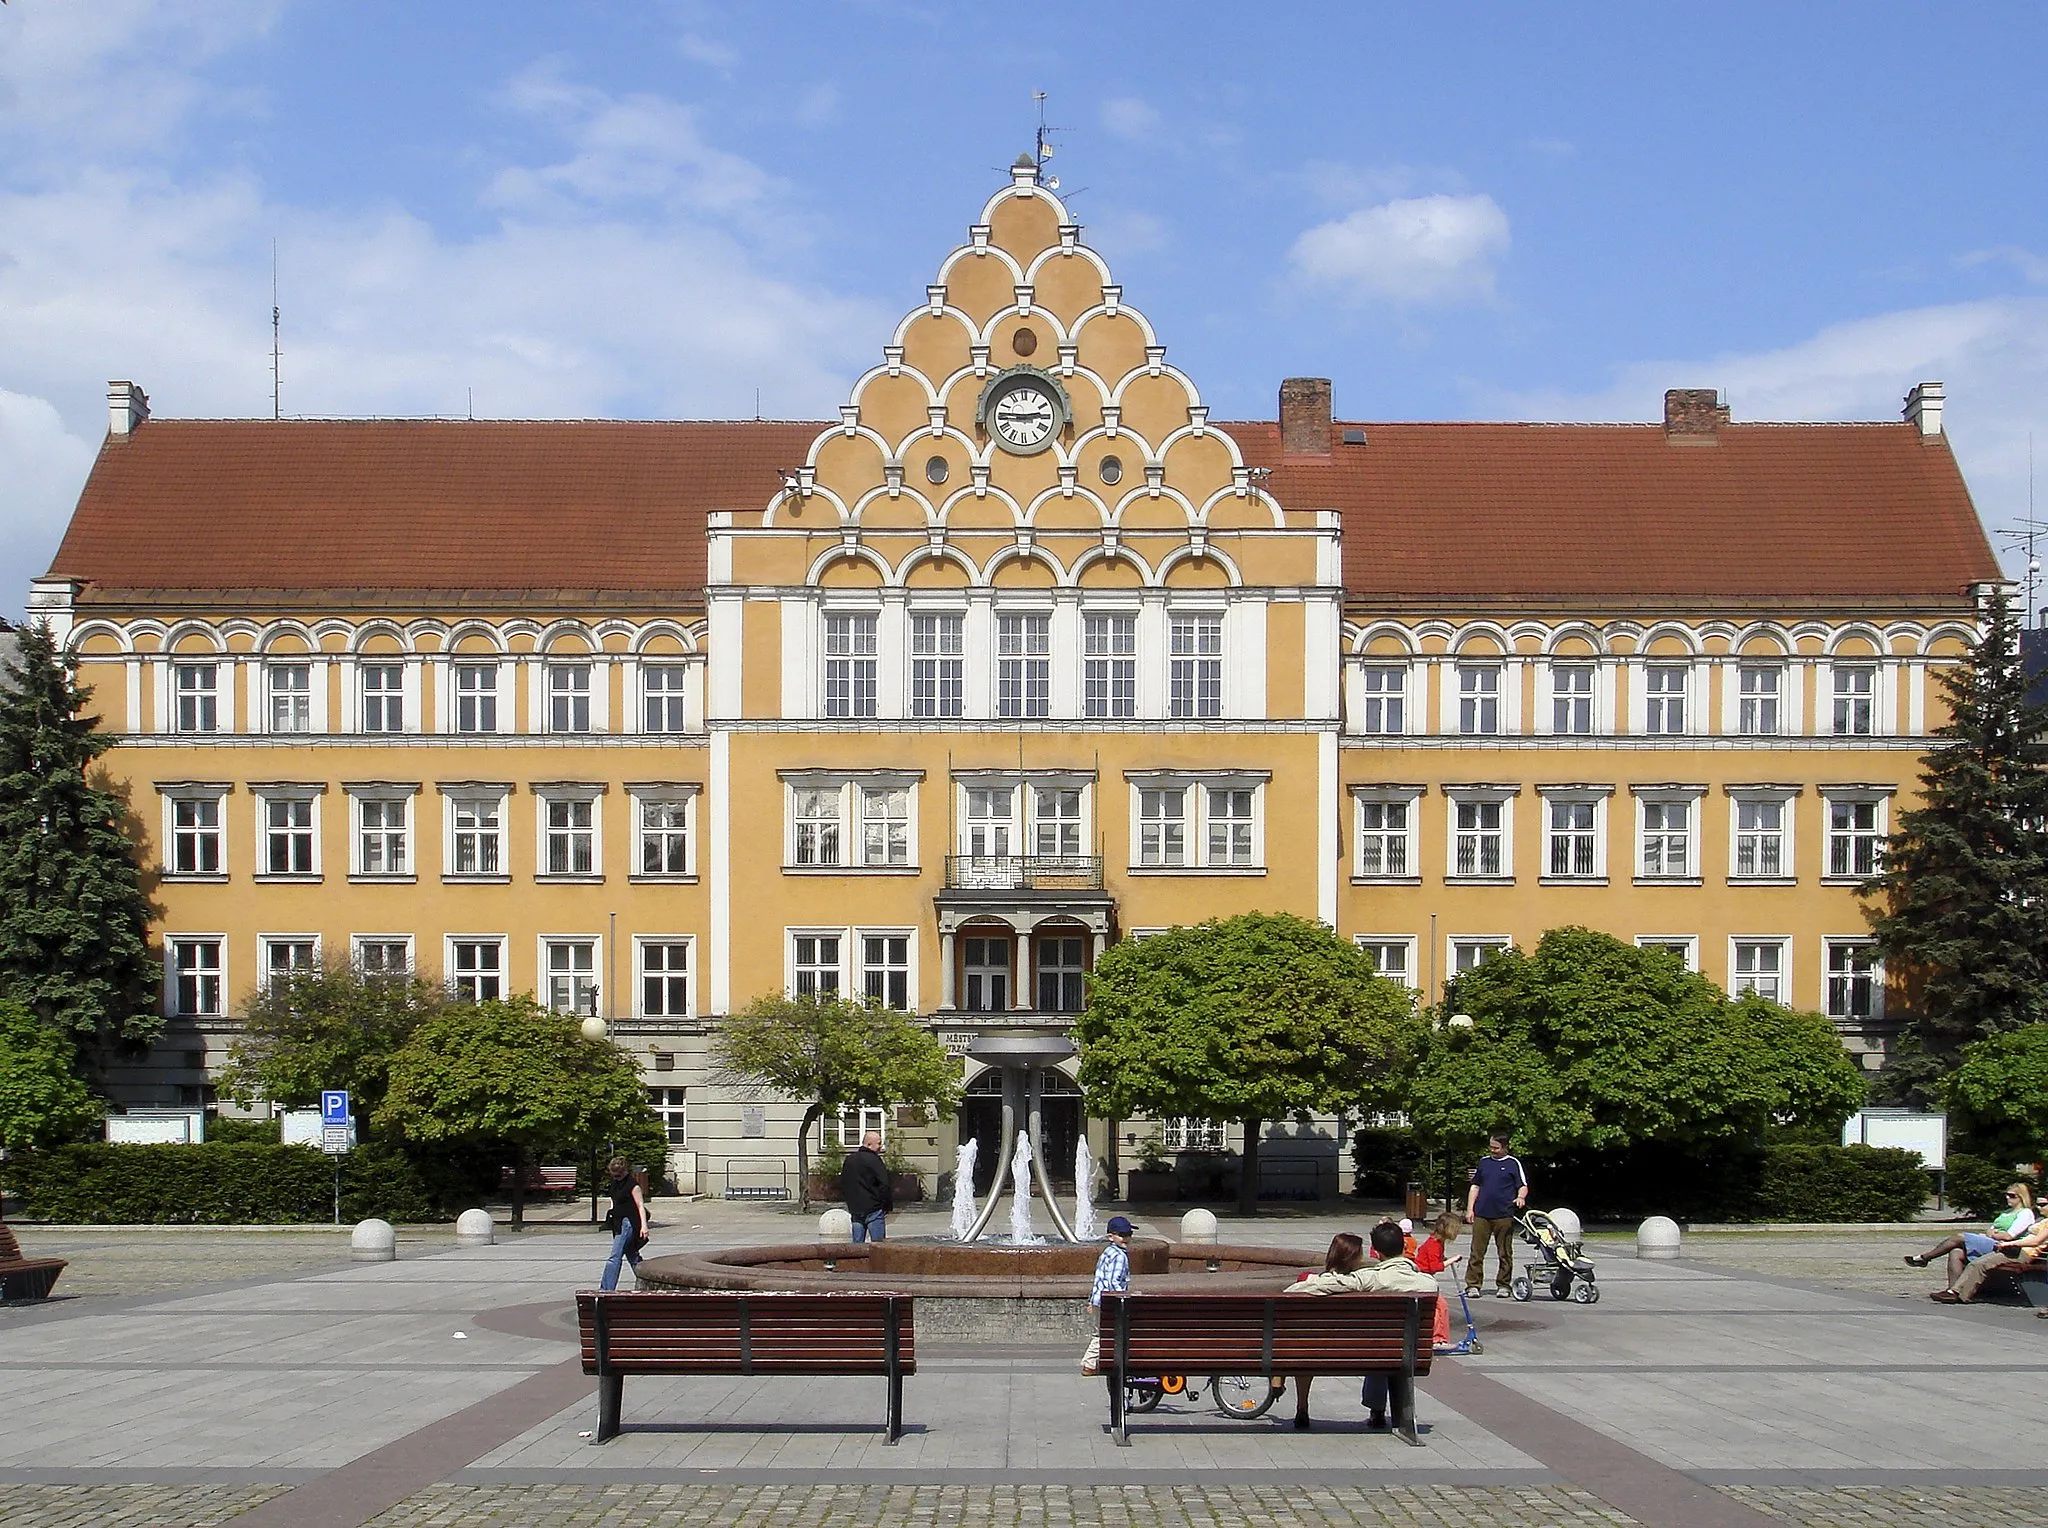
[991, 381, 1058, 451]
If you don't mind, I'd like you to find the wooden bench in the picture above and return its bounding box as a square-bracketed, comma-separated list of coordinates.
[575, 1291, 915, 1444]
[501, 1165, 580, 1196]
[1099, 1291, 1438, 1446]
[1973, 1253, 2048, 1309]
[0, 1222, 66, 1302]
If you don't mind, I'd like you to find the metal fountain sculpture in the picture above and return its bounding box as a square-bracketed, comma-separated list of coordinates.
[958, 1034, 1085, 1243]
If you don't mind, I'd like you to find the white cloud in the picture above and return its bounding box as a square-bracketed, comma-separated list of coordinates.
[676, 32, 740, 72]
[0, 389, 98, 592]
[1100, 96, 1162, 142]
[1288, 193, 1510, 307]
[1960, 245, 2048, 286]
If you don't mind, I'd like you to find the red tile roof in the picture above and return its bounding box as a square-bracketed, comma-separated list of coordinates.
[46, 414, 1997, 605]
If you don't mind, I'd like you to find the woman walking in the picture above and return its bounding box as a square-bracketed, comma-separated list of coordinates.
[598, 1157, 650, 1291]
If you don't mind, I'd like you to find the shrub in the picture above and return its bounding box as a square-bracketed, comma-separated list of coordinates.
[1753, 1144, 1929, 1223]
[1945, 1152, 2039, 1220]
[205, 1116, 282, 1145]
[6, 1141, 447, 1223]
[1350, 1124, 1424, 1201]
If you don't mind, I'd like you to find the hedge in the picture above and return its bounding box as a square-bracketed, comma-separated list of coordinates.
[1945, 1152, 2040, 1221]
[3, 1142, 449, 1223]
[1752, 1144, 1929, 1223]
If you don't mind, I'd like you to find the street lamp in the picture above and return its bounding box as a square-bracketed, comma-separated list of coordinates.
[580, 990, 607, 1043]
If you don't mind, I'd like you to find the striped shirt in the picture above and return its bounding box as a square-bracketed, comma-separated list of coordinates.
[1090, 1242, 1131, 1307]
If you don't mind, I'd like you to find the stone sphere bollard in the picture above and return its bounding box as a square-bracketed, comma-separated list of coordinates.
[350, 1218, 397, 1263]
[1546, 1207, 1584, 1243]
[1637, 1215, 1682, 1260]
[1180, 1208, 1219, 1244]
[455, 1208, 496, 1247]
[818, 1207, 854, 1242]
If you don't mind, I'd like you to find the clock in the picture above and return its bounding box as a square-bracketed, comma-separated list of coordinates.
[975, 367, 1070, 456]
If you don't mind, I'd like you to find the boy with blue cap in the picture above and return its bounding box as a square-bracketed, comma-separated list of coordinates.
[1079, 1215, 1135, 1384]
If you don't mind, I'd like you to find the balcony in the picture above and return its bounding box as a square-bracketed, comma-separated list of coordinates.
[943, 854, 1103, 892]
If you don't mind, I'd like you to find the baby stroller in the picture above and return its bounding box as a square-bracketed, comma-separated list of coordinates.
[1508, 1209, 1599, 1304]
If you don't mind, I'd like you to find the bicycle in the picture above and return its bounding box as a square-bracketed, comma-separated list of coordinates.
[1122, 1372, 1282, 1419]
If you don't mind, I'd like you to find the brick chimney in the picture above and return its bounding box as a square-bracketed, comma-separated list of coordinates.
[1663, 388, 1728, 441]
[1280, 377, 1332, 457]
[107, 380, 150, 436]
[1904, 380, 1944, 437]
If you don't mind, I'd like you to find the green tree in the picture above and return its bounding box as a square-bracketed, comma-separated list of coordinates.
[712, 992, 960, 1209]
[1403, 928, 1866, 1160]
[1943, 1026, 2048, 1165]
[219, 964, 446, 1125]
[0, 625, 159, 1076]
[0, 997, 102, 1151]
[1867, 593, 2048, 1102]
[1076, 912, 1415, 1215]
[376, 997, 657, 1226]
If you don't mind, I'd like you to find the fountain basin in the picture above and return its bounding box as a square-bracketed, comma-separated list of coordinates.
[634, 1238, 1320, 1343]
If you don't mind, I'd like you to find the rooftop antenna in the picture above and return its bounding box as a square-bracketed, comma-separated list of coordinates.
[270, 239, 281, 420]
[755, 387, 762, 422]
[1031, 91, 1063, 190]
[1998, 432, 2046, 629]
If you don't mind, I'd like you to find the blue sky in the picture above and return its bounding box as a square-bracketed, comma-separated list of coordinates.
[4, 0, 2046, 615]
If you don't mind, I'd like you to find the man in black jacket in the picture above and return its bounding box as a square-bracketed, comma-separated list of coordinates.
[840, 1129, 893, 1242]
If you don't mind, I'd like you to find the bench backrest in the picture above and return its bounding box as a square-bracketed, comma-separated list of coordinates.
[1099, 1292, 1436, 1376]
[576, 1291, 916, 1376]
[0, 1224, 23, 1263]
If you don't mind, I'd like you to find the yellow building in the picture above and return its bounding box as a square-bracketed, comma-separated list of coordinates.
[32, 161, 2001, 1199]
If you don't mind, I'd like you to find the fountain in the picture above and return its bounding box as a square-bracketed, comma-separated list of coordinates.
[1072, 1137, 1099, 1242]
[960, 1033, 1080, 1242]
[949, 1139, 979, 1241]
[1007, 1132, 1038, 1243]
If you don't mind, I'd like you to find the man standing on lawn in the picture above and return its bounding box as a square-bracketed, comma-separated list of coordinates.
[840, 1129, 893, 1243]
[1465, 1134, 1529, 1297]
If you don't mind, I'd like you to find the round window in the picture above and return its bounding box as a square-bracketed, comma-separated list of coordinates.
[1012, 328, 1038, 358]
[925, 455, 949, 485]
[1099, 454, 1124, 486]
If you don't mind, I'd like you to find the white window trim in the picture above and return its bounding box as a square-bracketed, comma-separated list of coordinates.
[444, 934, 509, 1002]
[351, 655, 418, 737]
[1165, 604, 1228, 722]
[541, 656, 605, 736]
[994, 604, 1056, 722]
[820, 606, 883, 721]
[1821, 936, 1886, 1025]
[1447, 936, 1513, 979]
[635, 655, 702, 736]
[1349, 657, 1417, 738]
[634, 933, 696, 1022]
[169, 658, 224, 735]
[251, 781, 327, 883]
[538, 933, 604, 1017]
[1727, 935, 1792, 1006]
[1630, 783, 1708, 886]
[534, 781, 607, 882]
[164, 933, 228, 1018]
[1447, 659, 1507, 737]
[779, 770, 925, 874]
[1635, 658, 1699, 738]
[856, 926, 919, 1013]
[786, 926, 851, 999]
[1726, 659, 1789, 738]
[1819, 784, 1895, 886]
[1537, 783, 1613, 885]
[627, 782, 702, 881]
[1353, 934, 1419, 990]
[1822, 657, 1890, 738]
[1724, 783, 1802, 885]
[261, 659, 321, 737]
[257, 932, 323, 992]
[435, 781, 513, 884]
[1124, 769, 1271, 874]
[156, 781, 233, 884]
[1633, 934, 1699, 972]
[344, 782, 421, 883]
[350, 934, 415, 975]
[444, 656, 509, 737]
[1349, 784, 1424, 884]
[1080, 606, 1141, 723]
[1443, 784, 1519, 884]
[1537, 657, 1603, 738]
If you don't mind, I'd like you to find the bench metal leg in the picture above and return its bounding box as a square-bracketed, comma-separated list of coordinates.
[885, 1369, 904, 1444]
[1108, 1372, 1129, 1446]
[592, 1374, 623, 1444]
[1390, 1372, 1423, 1447]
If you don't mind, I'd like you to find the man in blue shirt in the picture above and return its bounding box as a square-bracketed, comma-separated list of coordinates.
[1080, 1215, 1134, 1384]
[1464, 1135, 1528, 1297]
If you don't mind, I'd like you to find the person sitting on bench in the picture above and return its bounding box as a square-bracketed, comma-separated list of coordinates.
[1281, 1233, 1372, 1430]
[1932, 1208, 2048, 1303]
[1907, 1182, 2035, 1286]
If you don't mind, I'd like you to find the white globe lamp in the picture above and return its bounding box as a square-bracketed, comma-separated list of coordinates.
[579, 1015, 609, 1043]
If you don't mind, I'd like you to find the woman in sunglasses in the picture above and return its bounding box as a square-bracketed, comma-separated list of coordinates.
[1905, 1181, 2036, 1286]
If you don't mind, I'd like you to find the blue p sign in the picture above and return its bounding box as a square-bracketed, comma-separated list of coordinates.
[321, 1090, 351, 1125]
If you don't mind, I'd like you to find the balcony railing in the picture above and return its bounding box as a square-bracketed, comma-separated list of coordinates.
[943, 854, 1104, 892]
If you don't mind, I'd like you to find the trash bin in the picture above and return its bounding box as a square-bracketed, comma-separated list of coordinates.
[1404, 1181, 1428, 1222]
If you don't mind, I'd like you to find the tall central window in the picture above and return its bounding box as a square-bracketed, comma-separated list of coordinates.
[1138, 788, 1186, 866]
[360, 663, 404, 732]
[451, 797, 501, 876]
[823, 614, 877, 719]
[1828, 797, 1883, 878]
[1360, 665, 1405, 734]
[1733, 799, 1785, 878]
[1547, 801, 1596, 878]
[1832, 665, 1875, 736]
[1034, 787, 1082, 857]
[454, 663, 498, 733]
[1169, 614, 1223, 719]
[910, 614, 963, 719]
[1644, 664, 1687, 734]
[545, 798, 595, 876]
[545, 939, 598, 1015]
[265, 797, 316, 876]
[1738, 665, 1781, 736]
[357, 798, 408, 876]
[547, 663, 592, 733]
[1454, 801, 1504, 877]
[1552, 664, 1593, 734]
[174, 663, 218, 733]
[1458, 665, 1500, 734]
[269, 663, 311, 733]
[1084, 614, 1136, 719]
[996, 613, 1050, 719]
[1357, 800, 1410, 878]
[642, 664, 688, 732]
[1640, 800, 1691, 878]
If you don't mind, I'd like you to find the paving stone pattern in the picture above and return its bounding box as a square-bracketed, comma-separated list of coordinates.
[0, 1483, 288, 1526]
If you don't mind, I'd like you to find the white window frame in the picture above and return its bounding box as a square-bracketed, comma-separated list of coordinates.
[823, 611, 879, 720]
[253, 784, 324, 881]
[1729, 937, 1790, 1005]
[1126, 771, 1268, 873]
[1357, 662, 1408, 736]
[545, 660, 595, 735]
[636, 935, 694, 1021]
[1161, 1117, 1227, 1151]
[858, 928, 916, 1013]
[158, 784, 230, 882]
[1354, 934, 1418, 989]
[1821, 788, 1891, 884]
[1633, 935, 1699, 972]
[911, 610, 966, 720]
[1726, 785, 1799, 884]
[535, 783, 605, 881]
[172, 661, 220, 734]
[824, 1104, 888, 1149]
[1823, 937, 1884, 1024]
[859, 783, 913, 868]
[1735, 662, 1784, 737]
[1633, 785, 1706, 884]
[259, 933, 321, 994]
[649, 1086, 689, 1146]
[446, 935, 506, 1003]
[628, 784, 699, 881]
[1538, 785, 1611, 884]
[1448, 937, 1512, 977]
[439, 784, 510, 882]
[1642, 662, 1690, 735]
[1167, 611, 1224, 720]
[265, 662, 313, 735]
[1829, 661, 1879, 737]
[1548, 661, 1596, 736]
[782, 772, 922, 873]
[1031, 783, 1086, 859]
[640, 662, 691, 734]
[996, 610, 1052, 720]
[1351, 785, 1422, 883]
[166, 935, 226, 1017]
[1456, 663, 1501, 736]
[789, 928, 847, 999]
[450, 659, 503, 736]
[1444, 786, 1517, 883]
[352, 935, 413, 976]
[540, 935, 602, 1016]
[1083, 611, 1137, 720]
[356, 660, 408, 734]
[346, 784, 419, 882]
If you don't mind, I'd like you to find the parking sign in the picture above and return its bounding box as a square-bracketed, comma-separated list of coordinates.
[321, 1090, 351, 1125]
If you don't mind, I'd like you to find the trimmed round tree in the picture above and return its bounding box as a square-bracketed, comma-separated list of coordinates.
[1076, 912, 1415, 1215]
[1943, 1026, 2048, 1166]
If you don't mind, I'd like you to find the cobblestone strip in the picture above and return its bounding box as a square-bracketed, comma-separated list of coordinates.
[1716, 1485, 2048, 1528]
[0, 1483, 290, 1527]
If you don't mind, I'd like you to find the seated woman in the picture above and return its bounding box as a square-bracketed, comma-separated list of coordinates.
[1906, 1182, 2036, 1286]
[1281, 1232, 1371, 1429]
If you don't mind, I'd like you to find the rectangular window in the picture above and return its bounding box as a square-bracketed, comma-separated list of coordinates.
[1635, 937, 1697, 972]
[1732, 940, 1786, 1004]
[642, 664, 688, 733]
[962, 935, 1008, 1012]
[449, 939, 503, 1003]
[174, 663, 218, 733]
[1360, 665, 1406, 734]
[1644, 664, 1688, 734]
[547, 663, 592, 733]
[1738, 665, 1781, 736]
[863, 933, 912, 1011]
[170, 796, 223, 876]
[1832, 665, 1876, 736]
[263, 937, 318, 991]
[1733, 799, 1786, 879]
[170, 938, 222, 1015]
[263, 797, 317, 877]
[354, 939, 410, 975]
[1169, 614, 1223, 720]
[1640, 800, 1692, 878]
[1826, 940, 1881, 1022]
[1138, 788, 1186, 867]
[649, 1086, 689, 1146]
[1355, 937, 1414, 988]
[824, 613, 878, 719]
[860, 786, 910, 867]
[544, 939, 598, 1015]
[453, 663, 498, 734]
[1451, 938, 1509, 975]
[360, 663, 404, 733]
[1356, 799, 1411, 879]
[357, 797, 408, 877]
[268, 664, 310, 733]
[1033, 787, 1082, 857]
[1207, 787, 1255, 867]
[793, 788, 843, 867]
[640, 940, 690, 1018]
[1454, 800, 1504, 878]
[639, 798, 690, 876]
[1827, 798, 1883, 879]
[793, 933, 841, 998]
[910, 614, 964, 719]
[451, 796, 502, 877]
[1163, 1118, 1228, 1151]
[1036, 935, 1087, 1014]
[1458, 665, 1500, 735]
[544, 797, 596, 876]
[1552, 664, 1594, 735]
[964, 787, 1014, 858]
[997, 613, 1051, 719]
[826, 1105, 888, 1150]
[1084, 614, 1137, 720]
[1547, 800, 1597, 879]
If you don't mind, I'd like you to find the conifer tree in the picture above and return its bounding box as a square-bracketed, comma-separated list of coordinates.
[0, 624, 160, 1076]
[1867, 593, 2048, 1100]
